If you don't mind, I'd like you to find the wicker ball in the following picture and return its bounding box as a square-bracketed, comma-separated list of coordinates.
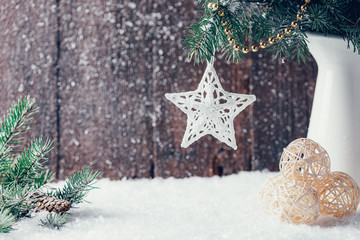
[258, 174, 285, 214]
[279, 138, 330, 186]
[276, 181, 320, 224]
[318, 171, 360, 217]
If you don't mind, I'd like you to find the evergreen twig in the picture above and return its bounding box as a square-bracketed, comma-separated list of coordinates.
[0, 184, 36, 218]
[0, 96, 37, 153]
[0, 96, 99, 233]
[0, 96, 37, 173]
[40, 212, 71, 230]
[0, 208, 16, 233]
[51, 167, 99, 205]
[185, 0, 360, 63]
[3, 137, 54, 188]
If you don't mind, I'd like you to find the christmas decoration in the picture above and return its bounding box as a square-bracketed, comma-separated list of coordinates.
[165, 61, 256, 150]
[193, 0, 310, 62]
[279, 138, 330, 186]
[258, 174, 284, 214]
[0, 96, 99, 232]
[276, 181, 320, 224]
[184, 0, 360, 64]
[317, 171, 360, 218]
[260, 138, 360, 224]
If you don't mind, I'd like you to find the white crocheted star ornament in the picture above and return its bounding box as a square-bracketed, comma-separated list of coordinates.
[165, 63, 256, 150]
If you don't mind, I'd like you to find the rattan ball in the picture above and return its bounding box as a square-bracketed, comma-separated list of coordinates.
[318, 171, 360, 218]
[258, 174, 285, 214]
[276, 181, 320, 224]
[279, 138, 330, 186]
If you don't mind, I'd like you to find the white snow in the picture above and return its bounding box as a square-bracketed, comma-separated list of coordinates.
[5, 172, 360, 240]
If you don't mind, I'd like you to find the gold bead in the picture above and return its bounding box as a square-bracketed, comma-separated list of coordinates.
[301, 4, 307, 12]
[224, 27, 231, 35]
[305, 0, 311, 3]
[221, 19, 228, 26]
[251, 45, 259, 52]
[207, 3, 213, 9]
[260, 41, 267, 48]
[218, 10, 225, 17]
[268, 37, 275, 44]
[277, 33, 284, 40]
[291, 21, 298, 28]
[234, 44, 241, 51]
[242, 46, 249, 54]
[285, 27, 292, 35]
[228, 36, 235, 44]
[212, 3, 218, 10]
[297, 13, 303, 21]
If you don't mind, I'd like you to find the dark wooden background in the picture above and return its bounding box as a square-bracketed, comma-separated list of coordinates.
[0, 0, 317, 180]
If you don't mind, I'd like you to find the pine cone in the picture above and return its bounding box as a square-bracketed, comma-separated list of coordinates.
[32, 193, 71, 213]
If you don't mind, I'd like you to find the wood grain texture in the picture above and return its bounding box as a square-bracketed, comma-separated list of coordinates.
[0, 0, 59, 173]
[0, 0, 316, 179]
[251, 53, 317, 171]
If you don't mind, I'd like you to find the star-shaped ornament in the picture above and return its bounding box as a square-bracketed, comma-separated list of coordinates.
[165, 62, 256, 150]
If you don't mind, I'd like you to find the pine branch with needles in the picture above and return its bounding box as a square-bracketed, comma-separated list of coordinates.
[185, 0, 360, 64]
[0, 96, 99, 233]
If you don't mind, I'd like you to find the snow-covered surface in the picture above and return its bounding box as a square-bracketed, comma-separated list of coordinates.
[5, 172, 360, 240]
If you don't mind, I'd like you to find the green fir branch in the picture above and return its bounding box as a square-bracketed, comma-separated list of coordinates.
[343, 17, 360, 53]
[0, 185, 36, 218]
[184, 0, 360, 63]
[183, 15, 218, 63]
[3, 137, 53, 188]
[0, 96, 99, 232]
[0, 96, 38, 175]
[40, 212, 71, 230]
[307, 4, 340, 35]
[0, 208, 17, 233]
[51, 167, 99, 205]
[0, 96, 38, 157]
[287, 32, 311, 64]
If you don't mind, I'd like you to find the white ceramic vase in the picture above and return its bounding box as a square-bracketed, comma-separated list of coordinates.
[307, 34, 360, 184]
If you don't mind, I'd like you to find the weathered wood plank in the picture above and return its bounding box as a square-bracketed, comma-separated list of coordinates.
[0, 0, 59, 173]
[0, 0, 317, 179]
[251, 53, 317, 171]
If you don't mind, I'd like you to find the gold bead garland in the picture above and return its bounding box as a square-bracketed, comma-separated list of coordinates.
[297, 13, 304, 20]
[259, 41, 267, 48]
[285, 27, 292, 35]
[268, 37, 275, 44]
[242, 46, 249, 54]
[228, 36, 235, 44]
[208, 0, 311, 55]
[301, 4, 307, 12]
[291, 21, 298, 28]
[224, 27, 231, 35]
[251, 45, 259, 52]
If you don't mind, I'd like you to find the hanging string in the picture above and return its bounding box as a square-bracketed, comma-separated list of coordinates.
[209, 56, 215, 66]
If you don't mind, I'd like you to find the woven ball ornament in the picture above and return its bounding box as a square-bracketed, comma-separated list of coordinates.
[280, 138, 330, 186]
[258, 174, 285, 214]
[318, 171, 360, 218]
[276, 181, 320, 224]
